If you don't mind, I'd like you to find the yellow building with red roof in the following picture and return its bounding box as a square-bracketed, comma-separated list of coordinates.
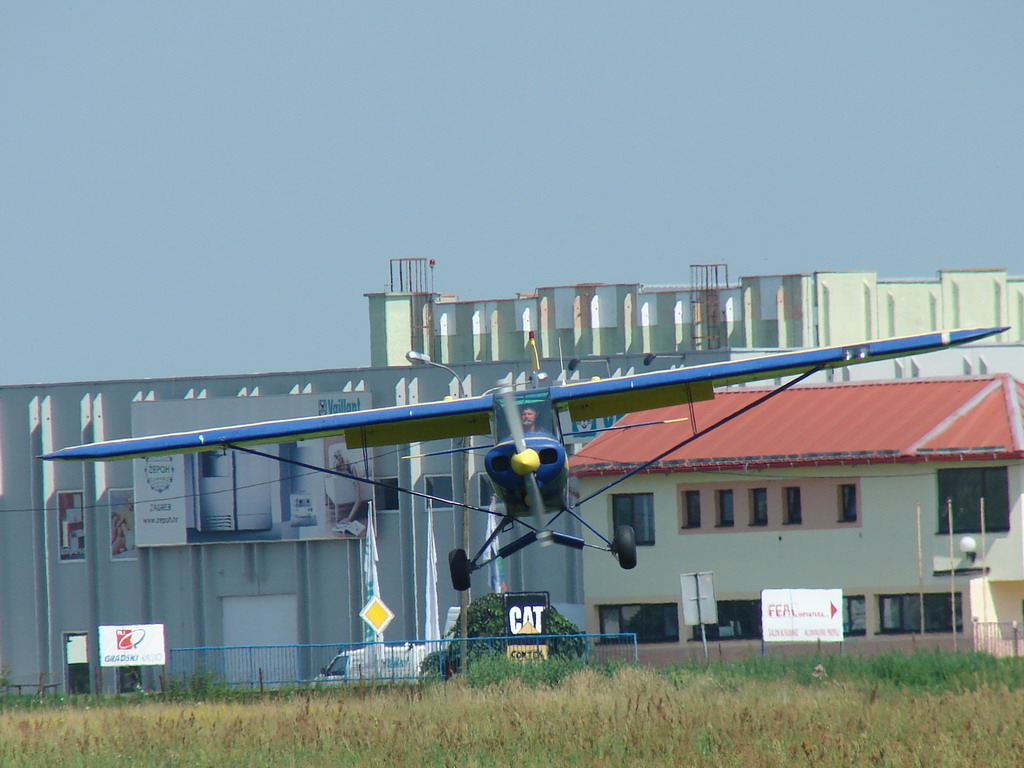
[573, 374, 1024, 661]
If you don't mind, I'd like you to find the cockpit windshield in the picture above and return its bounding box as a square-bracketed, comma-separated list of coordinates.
[493, 391, 555, 439]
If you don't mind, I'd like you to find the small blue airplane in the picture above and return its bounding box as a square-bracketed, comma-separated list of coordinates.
[43, 327, 1005, 590]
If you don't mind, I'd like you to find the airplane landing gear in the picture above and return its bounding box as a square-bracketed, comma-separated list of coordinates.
[449, 548, 472, 591]
[611, 525, 637, 570]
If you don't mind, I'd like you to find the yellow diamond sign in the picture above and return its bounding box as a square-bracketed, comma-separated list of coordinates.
[360, 596, 395, 635]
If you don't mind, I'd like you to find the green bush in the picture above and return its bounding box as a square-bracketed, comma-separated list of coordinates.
[464, 655, 589, 687]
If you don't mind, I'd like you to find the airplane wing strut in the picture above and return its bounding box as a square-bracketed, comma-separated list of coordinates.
[574, 365, 823, 508]
[229, 443, 499, 518]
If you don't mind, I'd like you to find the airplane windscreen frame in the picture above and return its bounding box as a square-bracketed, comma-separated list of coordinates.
[493, 390, 555, 439]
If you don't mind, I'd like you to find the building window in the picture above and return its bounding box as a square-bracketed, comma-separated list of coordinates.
[424, 475, 453, 509]
[599, 603, 679, 643]
[937, 467, 1010, 534]
[612, 493, 655, 545]
[784, 487, 802, 525]
[838, 484, 857, 523]
[843, 595, 866, 636]
[117, 666, 143, 693]
[878, 593, 963, 634]
[681, 490, 702, 529]
[749, 488, 768, 526]
[374, 477, 400, 511]
[716, 489, 734, 527]
[694, 599, 761, 641]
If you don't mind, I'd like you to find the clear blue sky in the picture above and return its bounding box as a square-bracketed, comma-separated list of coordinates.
[2, 3, 1021, 385]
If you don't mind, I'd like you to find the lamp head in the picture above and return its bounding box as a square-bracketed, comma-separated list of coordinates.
[958, 535, 978, 564]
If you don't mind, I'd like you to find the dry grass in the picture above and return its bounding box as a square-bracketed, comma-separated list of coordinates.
[2, 667, 1024, 766]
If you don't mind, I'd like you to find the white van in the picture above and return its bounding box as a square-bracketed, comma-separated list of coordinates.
[312, 643, 429, 684]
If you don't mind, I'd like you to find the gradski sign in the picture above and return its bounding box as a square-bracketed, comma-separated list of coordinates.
[98, 624, 167, 666]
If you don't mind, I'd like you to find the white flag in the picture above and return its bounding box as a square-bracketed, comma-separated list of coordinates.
[424, 505, 441, 641]
[364, 505, 381, 641]
[485, 497, 506, 594]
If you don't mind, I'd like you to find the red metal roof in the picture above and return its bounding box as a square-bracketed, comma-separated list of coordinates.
[572, 374, 1024, 476]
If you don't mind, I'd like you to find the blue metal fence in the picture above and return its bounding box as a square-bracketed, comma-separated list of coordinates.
[168, 633, 638, 688]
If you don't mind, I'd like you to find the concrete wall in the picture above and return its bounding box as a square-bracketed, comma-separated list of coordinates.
[0, 360, 584, 692]
[370, 268, 1022, 368]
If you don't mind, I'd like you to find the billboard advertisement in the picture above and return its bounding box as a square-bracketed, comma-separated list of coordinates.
[98, 624, 166, 667]
[503, 592, 550, 662]
[58, 491, 85, 562]
[760, 588, 844, 643]
[132, 393, 372, 547]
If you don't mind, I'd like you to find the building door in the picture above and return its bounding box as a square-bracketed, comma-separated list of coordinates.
[64, 632, 90, 693]
[221, 594, 299, 683]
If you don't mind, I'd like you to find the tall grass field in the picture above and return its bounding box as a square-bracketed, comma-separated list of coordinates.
[2, 653, 1024, 767]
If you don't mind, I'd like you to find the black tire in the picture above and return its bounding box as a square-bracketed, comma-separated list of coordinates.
[448, 548, 472, 591]
[612, 525, 637, 570]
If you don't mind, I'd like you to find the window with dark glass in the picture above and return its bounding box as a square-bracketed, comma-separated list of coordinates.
[424, 475, 453, 508]
[843, 595, 866, 636]
[784, 487, 802, 524]
[692, 599, 761, 641]
[937, 467, 1009, 534]
[838, 484, 857, 522]
[749, 488, 768, 526]
[612, 493, 655, 545]
[878, 593, 963, 634]
[599, 603, 679, 643]
[374, 477, 400, 511]
[683, 490, 701, 529]
[716, 489, 734, 527]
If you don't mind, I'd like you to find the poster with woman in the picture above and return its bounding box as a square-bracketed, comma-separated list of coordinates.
[109, 489, 136, 561]
[323, 437, 370, 538]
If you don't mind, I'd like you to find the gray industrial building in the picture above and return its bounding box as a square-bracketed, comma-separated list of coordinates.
[1, 263, 1019, 692]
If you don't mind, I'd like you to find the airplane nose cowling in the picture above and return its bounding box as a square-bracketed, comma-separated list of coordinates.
[510, 448, 540, 475]
[484, 436, 567, 515]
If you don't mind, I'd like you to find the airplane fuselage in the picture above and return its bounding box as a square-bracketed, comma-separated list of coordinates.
[483, 432, 567, 516]
[482, 390, 568, 517]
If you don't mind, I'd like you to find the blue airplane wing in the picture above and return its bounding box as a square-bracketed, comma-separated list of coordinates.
[550, 327, 1007, 421]
[42, 326, 1005, 462]
[43, 394, 496, 461]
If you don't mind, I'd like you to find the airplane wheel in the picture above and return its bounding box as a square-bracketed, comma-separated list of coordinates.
[612, 525, 637, 570]
[449, 548, 472, 591]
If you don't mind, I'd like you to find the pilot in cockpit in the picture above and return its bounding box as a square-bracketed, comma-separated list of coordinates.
[520, 406, 539, 433]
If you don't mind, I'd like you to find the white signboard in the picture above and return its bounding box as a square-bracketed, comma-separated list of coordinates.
[760, 589, 844, 643]
[680, 572, 718, 626]
[98, 624, 167, 667]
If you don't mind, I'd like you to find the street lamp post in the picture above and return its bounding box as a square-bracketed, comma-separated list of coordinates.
[405, 350, 471, 671]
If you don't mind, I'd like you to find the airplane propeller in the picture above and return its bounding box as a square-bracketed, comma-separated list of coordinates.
[497, 388, 550, 540]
